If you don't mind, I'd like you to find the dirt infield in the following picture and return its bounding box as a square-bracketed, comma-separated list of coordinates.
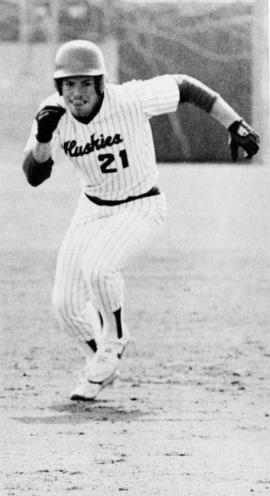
[1, 149, 269, 495]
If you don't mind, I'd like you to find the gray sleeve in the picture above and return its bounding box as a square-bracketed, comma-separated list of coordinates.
[173, 74, 218, 113]
[22, 150, 54, 187]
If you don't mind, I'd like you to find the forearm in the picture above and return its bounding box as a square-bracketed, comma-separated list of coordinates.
[210, 96, 241, 129]
[28, 103, 65, 166]
[32, 140, 52, 163]
[174, 74, 241, 128]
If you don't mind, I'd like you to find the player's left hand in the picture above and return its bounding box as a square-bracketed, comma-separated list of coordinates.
[35, 105, 66, 143]
[228, 120, 260, 162]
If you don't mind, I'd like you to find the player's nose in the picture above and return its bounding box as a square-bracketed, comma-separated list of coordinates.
[72, 83, 84, 97]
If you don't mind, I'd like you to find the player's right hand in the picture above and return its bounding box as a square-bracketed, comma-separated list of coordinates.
[35, 105, 66, 143]
[228, 119, 260, 162]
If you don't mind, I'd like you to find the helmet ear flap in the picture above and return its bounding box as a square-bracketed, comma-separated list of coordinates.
[94, 75, 105, 95]
[54, 79, 63, 95]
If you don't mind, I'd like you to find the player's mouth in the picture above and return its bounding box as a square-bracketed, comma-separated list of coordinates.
[66, 95, 99, 117]
[70, 99, 88, 107]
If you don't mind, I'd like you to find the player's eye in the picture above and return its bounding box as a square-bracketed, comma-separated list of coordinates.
[83, 80, 94, 87]
[63, 80, 73, 88]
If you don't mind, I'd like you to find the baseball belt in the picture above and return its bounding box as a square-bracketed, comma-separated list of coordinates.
[85, 186, 160, 206]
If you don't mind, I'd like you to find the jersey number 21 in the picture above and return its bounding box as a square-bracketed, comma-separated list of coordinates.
[98, 149, 129, 174]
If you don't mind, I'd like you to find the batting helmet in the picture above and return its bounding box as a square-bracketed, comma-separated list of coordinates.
[54, 40, 106, 95]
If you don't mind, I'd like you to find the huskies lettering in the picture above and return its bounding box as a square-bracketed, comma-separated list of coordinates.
[64, 133, 123, 157]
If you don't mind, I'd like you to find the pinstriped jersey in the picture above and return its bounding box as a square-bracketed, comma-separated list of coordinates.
[25, 75, 180, 200]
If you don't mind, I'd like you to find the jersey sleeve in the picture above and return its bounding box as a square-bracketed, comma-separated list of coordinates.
[124, 75, 180, 118]
[24, 92, 65, 162]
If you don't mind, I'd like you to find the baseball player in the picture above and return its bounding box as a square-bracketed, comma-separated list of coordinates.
[22, 40, 260, 401]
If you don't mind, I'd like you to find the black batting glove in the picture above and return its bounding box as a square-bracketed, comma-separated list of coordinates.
[228, 119, 260, 162]
[35, 105, 66, 143]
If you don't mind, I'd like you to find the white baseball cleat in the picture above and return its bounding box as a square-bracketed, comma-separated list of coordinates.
[70, 330, 129, 401]
[85, 326, 129, 383]
[70, 328, 129, 401]
[70, 370, 119, 401]
[86, 339, 127, 384]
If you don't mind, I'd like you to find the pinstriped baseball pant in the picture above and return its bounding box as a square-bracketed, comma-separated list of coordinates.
[52, 191, 167, 352]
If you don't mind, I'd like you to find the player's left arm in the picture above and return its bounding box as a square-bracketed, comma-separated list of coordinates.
[23, 105, 65, 186]
[173, 74, 260, 162]
[23, 148, 54, 187]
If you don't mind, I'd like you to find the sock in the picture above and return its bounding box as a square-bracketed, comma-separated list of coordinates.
[113, 308, 123, 339]
[100, 307, 123, 341]
[85, 338, 97, 353]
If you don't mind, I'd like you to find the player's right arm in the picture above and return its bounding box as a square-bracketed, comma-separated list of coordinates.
[23, 104, 65, 187]
[129, 75, 259, 162]
[174, 75, 260, 161]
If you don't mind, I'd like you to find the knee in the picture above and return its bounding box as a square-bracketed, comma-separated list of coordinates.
[84, 261, 111, 291]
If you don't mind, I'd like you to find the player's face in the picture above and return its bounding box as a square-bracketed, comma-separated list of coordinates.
[62, 76, 100, 117]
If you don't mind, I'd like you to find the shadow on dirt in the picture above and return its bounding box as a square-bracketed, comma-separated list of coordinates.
[13, 401, 150, 425]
